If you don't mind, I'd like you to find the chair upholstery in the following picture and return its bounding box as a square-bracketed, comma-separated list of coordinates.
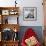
[21, 28, 41, 46]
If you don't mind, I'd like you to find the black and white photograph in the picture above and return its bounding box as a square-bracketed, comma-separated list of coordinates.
[23, 7, 37, 21]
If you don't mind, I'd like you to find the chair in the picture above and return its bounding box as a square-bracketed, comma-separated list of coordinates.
[21, 28, 41, 46]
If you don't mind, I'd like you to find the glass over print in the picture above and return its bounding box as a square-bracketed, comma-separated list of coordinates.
[23, 7, 37, 21]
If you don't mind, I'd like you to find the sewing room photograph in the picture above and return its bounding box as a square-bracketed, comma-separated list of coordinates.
[0, 0, 46, 46]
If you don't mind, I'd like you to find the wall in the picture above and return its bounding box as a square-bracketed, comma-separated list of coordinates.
[0, 0, 44, 26]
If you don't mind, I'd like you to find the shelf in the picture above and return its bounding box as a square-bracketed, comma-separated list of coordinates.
[0, 7, 19, 16]
[0, 7, 19, 46]
[0, 7, 19, 24]
[1, 40, 19, 46]
[0, 7, 19, 10]
[2, 40, 19, 43]
[0, 24, 19, 32]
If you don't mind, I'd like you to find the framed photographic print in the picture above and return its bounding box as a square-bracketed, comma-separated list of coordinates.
[2, 10, 9, 15]
[9, 9, 18, 15]
[9, 10, 15, 15]
[23, 7, 37, 21]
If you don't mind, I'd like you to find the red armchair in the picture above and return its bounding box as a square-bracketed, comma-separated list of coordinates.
[21, 28, 41, 46]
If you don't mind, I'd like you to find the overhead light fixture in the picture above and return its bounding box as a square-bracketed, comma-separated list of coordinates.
[14, 0, 24, 7]
[15, 0, 17, 7]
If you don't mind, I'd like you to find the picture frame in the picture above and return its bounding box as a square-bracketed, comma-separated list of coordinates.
[23, 7, 37, 21]
[9, 10, 18, 15]
[2, 10, 9, 15]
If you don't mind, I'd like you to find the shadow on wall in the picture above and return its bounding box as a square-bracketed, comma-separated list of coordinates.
[18, 26, 44, 44]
